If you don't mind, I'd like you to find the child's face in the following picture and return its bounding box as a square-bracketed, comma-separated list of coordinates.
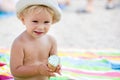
[21, 9, 53, 38]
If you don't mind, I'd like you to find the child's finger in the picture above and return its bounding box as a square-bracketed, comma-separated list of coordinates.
[49, 72, 56, 77]
[55, 66, 61, 75]
[58, 65, 61, 70]
[44, 64, 50, 71]
[56, 65, 61, 70]
[57, 70, 61, 75]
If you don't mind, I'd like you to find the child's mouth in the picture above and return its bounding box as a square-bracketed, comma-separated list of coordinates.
[34, 31, 43, 35]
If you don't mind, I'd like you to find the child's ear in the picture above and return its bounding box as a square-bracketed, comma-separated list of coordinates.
[19, 16, 25, 25]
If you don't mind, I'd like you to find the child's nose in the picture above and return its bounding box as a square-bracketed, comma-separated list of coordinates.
[38, 24, 44, 29]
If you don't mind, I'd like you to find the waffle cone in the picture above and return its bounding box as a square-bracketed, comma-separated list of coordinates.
[48, 63, 56, 71]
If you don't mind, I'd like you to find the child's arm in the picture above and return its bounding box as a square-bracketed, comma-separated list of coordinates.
[48, 35, 61, 74]
[10, 40, 54, 78]
[49, 35, 57, 56]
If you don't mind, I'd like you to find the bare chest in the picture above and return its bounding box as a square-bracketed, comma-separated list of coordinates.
[23, 40, 51, 65]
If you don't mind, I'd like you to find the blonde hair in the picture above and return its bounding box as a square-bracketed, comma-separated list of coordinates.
[18, 5, 55, 22]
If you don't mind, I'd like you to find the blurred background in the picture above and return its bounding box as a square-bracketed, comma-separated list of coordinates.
[0, 0, 120, 50]
[0, 0, 120, 80]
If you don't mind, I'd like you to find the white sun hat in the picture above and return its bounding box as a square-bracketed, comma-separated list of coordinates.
[16, 0, 62, 23]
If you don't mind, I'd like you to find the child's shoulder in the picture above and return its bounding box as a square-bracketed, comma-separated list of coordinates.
[12, 33, 25, 46]
[45, 34, 57, 46]
[12, 36, 23, 47]
[46, 34, 56, 42]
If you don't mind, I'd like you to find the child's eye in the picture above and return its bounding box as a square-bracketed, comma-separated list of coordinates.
[32, 20, 38, 23]
[44, 21, 50, 24]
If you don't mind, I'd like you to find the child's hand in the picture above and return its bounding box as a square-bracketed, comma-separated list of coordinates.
[38, 63, 55, 77]
[55, 65, 61, 75]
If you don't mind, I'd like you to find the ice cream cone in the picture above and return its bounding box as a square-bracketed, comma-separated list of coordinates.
[48, 55, 60, 71]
